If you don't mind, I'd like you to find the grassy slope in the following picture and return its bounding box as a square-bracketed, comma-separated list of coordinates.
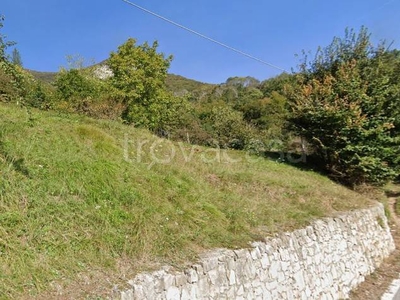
[0, 103, 372, 298]
[165, 74, 215, 94]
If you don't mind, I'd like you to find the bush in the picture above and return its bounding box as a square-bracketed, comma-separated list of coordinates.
[0, 65, 18, 101]
[198, 102, 256, 149]
[108, 38, 173, 126]
[287, 28, 400, 185]
[27, 82, 53, 109]
[0, 61, 47, 108]
[55, 69, 102, 101]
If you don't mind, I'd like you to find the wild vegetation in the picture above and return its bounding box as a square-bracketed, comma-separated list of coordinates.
[287, 28, 400, 185]
[1, 15, 400, 184]
[0, 14, 399, 298]
[0, 100, 372, 299]
[27, 32, 400, 186]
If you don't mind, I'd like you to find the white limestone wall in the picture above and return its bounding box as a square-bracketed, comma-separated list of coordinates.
[121, 202, 395, 300]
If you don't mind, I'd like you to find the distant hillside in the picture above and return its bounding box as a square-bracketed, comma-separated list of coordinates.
[27, 69, 57, 84]
[0, 102, 371, 299]
[27, 68, 215, 95]
[165, 73, 215, 96]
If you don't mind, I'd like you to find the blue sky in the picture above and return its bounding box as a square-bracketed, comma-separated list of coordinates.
[1, 0, 399, 83]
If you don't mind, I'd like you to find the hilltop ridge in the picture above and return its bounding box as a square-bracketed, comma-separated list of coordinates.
[27, 67, 216, 95]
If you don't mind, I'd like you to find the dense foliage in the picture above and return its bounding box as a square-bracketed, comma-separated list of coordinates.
[0, 15, 14, 62]
[0, 16, 53, 108]
[287, 28, 400, 185]
[11, 48, 22, 66]
[106, 38, 195, 133]
[49, 38, 287, 149]
[3, 14, 399, 186]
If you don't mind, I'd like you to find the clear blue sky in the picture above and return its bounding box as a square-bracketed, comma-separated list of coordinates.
[1, 0, 399, 83]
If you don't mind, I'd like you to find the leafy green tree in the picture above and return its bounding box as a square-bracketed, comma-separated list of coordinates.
[373, 49, 400, 139]
[53, 66, 112, 116]
[0, 16, 28, 102]
[0, 66, 16, 101]
[238, 91, 289, 144]
[52, 54, 111, 114]
[108, 38, 174, 129]
[11, 48, 22, 66]
[55, 68, 97, 101]
[26, 81, 54, 109]
[225, 76, 260, 88]
[198, 101, 255, 149]
[260, 72, 295, 97]
[287, 27, 400, 185]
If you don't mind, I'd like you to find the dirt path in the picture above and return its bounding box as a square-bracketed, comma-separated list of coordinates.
[350, 196, 400, 299]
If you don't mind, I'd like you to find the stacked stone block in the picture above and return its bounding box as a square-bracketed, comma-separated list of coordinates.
[121, 203, 395, 300]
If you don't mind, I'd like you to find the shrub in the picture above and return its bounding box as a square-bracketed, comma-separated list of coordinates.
[199, 102, 256, 149]
[287, 28, 400, 185]
[25, 81, 55, 109]
[108, 38, 174, 126]
[0, 65, 18, 101]
[55, 69, 101, 101]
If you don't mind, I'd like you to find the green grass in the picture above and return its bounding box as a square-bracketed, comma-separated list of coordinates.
[383, 183, 400, 216]
[0, 103, 372, 299]
[392, 183, 400, 216]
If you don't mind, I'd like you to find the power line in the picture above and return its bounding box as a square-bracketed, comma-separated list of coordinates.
[356, 0, 396, 22]
[120, 0, 287, 72]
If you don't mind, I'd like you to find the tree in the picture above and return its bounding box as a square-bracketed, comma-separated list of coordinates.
[225, 76, 260, 88]
[0, 15, 27, 102]
[0, 15, 15, 63]
[287, 27, 400, 185]
[11, 48, 22, 66]
[198, 101, 255, 149]
[55, 68, 98, 101]
[108, 38, 175, 130]
[0, 16, 52, 108]
[260, 72, 295, 97]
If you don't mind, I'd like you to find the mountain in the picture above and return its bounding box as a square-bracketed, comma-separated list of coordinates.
[27, 69, 58, 84]
[165, 73, 215, 95]
[27, 68, 215, 96]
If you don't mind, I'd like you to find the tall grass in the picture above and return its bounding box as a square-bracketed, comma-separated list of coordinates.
[0, 103, 371, 298]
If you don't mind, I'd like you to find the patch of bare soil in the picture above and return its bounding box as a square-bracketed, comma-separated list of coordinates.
[350, 196, 400, 300]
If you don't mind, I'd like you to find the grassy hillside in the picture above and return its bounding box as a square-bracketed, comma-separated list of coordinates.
[0, 103, 372, 299]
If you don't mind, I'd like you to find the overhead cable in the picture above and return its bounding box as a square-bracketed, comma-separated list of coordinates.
[121, 0, 288, 72]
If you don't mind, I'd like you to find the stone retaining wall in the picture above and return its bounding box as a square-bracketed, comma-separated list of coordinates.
[121, 202, 395, 300]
